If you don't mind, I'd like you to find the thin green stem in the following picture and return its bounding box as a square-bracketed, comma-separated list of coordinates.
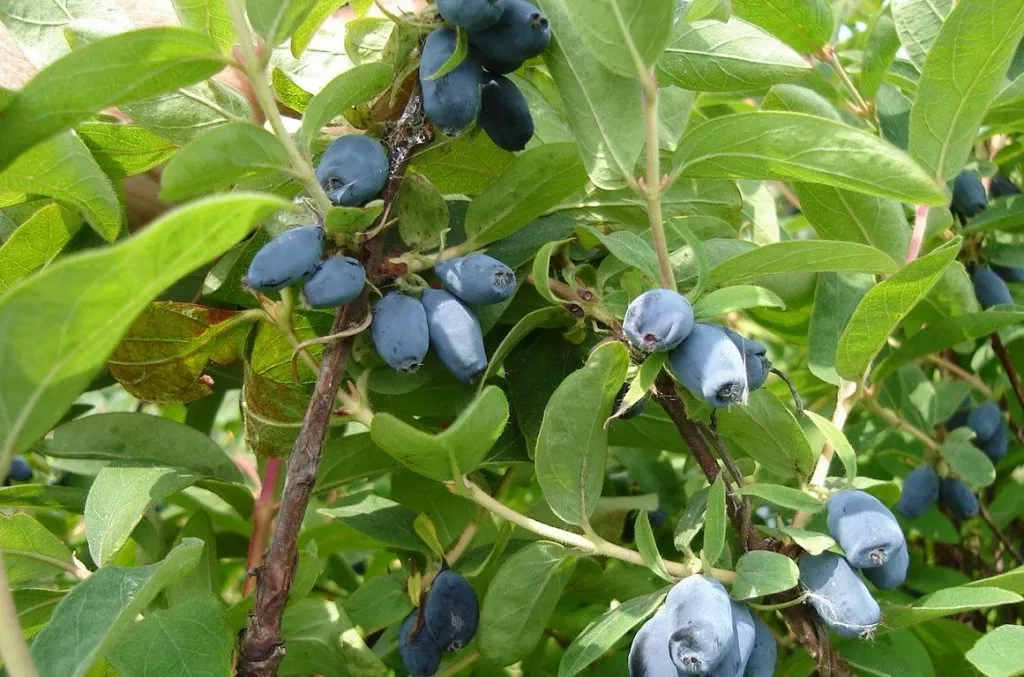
[746, 592, 809, 612]
[226, 0, 333, 214]
[820, 46, 875, 129]
[641, 71, 676, 290]
[0, 551, 38, 677]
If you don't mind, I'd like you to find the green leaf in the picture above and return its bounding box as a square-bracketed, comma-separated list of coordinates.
[738, 484, 824, 513]
[280, 599, 388, 677]
[122, 80, 250, 145]
[763, 83, 841, 120]
[47, 413, 244, 482]
[708, 240, 897, 286]
[324, 202, 384, 235]
[717, 389, 815, 479]
[587, 227, 661, 282]
[729, 0, 833, 53]
[531, 239, 573, 305]
[835, 238, 961, 380]
[567, 0, 674, 77]
[674, 487, 709, 555]
[882, 585, 1023, 632]
[398, 173, 449, 248]
[908, 0, 1024, 182]
[411, 133, 514, 196]
[693, 285, 786, 319]
[77, 121, 179, 179]
[370, 386, 510, 481]
[966, 624, 1024, 677]
[876, 310, 1024, 378]
[938, 427, 997, 488]
[0, 513, 74, 585]
[803, 410, 857, 481]
[0, 193, 287, 458]
[272, 68, 313, 113]
[160, 122, 292, 202]
[0, 27, 225, 172]
[425, 26, 469, 80]
[557, 591, 665, 677]
[13, 588, 66, 641]
[296, 63, 391, 150]
[731, 551, 800, 600]
[292, 0, 350, 57]
[0, 0, 130, 68]
[106, 597, 233, 677]
[479, 306, 572, 386]
[171, 0, 236, 52]
[478, 541, 578, 666]
[0, 133, 120, 241]
[0, 203, 82, 293]
[891, 0, 952, 71]
[0, 484, 88, 513]
[536, 341, 630, 527]
[860, 9, 901, 98]
[86, 465, 200, 565]
[465, 143, 588, 247]
[778, 526, 835, 555]
[635, 510, 672, 581]
[316, 432, 399, 492]
[658, 18, 811, 92]
[963, 195, 1024, 234]
[30, 539, 203, 677]
[703, 475, 726, 564]
[318, 493, 426, 551]
[795, 184, 910, 262]
[246, 0, 321, 46]
[683, 0, 730, 21]
[674, 112, 946, 206]
[537, 0, 645, 189]
[344, 574, 414, 631]
[808, 272, 873, 386]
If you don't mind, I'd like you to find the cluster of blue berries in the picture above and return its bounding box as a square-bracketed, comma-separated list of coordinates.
[3, 456, 32, 486]
[952, 171, 1023, 308]
[372, 254, 516, 381]
[420, 0, 548, 150]
[623, 289, 770, 409]
[629, 576, 777, 676]
[897, 400, 1009, 521]
[398, 569, 480, 676]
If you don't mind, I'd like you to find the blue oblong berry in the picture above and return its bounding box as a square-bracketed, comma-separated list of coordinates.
[798, 552, 881, 638]
[371, 292, 430, 373]
[668, 323, 748, 408]
[940, 478, 979, 520]
[624, 289, 695, 353]
[315, 135, 389, 207]
[437, 0, 505, 31]
[420, 28, 483, 136]
[303, 256, 365, 308]
[896, 466, 939, 520]
[423, 570, 480, 652]
[421, 289, 488, 383]
[468, 0, 550, 66]
[826, 489, 905, 569]
[972, 265, 1013, 309]
[664, 575, 734, 674]
[245, 225, 324, 292]
[398, 612, 442, 677]
[434, 254, 516, 305]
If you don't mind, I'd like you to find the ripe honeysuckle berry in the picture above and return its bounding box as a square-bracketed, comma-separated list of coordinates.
[826, 489, 905, 569]
[398, 612, 442, 677]
[743, 614, 778, 677]
[665, 575, 734, 674]
[434, 254, 516, 305]
[979, 421, 1009, 462]
[628, 610, 682, 677]
[371, 292, 430, 373]
[972, 265, 1013, 309]
[993, 264, 1024, 282]
[6, 456, 32, 483]
[302, 256, 365, 308]
[468, 0, 550, 66]
[437, 0, 505, 31]
[423, 570, 480, 652]
[896, 466, 940, 519]
[863, 542, 909, 590]
[702, 602, 755, 677]
[950, 170, 987, 220]
[420, 28, 483, 136]
[940, 478, 979, 520]
[623, 289, 695, 353]
[315, 135, 388, 207]
[478, 74, 534, 152]
[798, 552, 881, 638]
[723, 327, 771, 391]
[668, 323, 748, 408]
[989, 173, 1020, 199]
[245, 225, 324, 292]
[967, 402, 1003, 442]
[421, 289, 488, 383]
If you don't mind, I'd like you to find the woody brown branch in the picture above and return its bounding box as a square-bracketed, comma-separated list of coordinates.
[236, 88, 428, 677]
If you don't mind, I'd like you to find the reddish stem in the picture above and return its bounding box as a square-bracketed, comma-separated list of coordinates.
[904, 204, 930, 264]
[244, 457, 282, 596]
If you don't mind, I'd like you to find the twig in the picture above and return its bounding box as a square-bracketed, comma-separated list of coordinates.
[446, 470, 515, 566]
[864, 397, 939, 450]
[905, 205, 930, 264]
[244, 458, 281, 597]
[819, 45, 875, 127]
[925, 354, 995, 399]
[978, 502, 1024, 565]
[0, 552, 38, 677]
[640, 69, 676, 290]
[991, 333, 1024, 415]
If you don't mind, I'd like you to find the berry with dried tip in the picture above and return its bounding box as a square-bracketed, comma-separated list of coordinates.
[478, 74, 534, 151]
[422, 289, 488, 383]
[435, 254, 516, 305]
[423, 570, 480, 653]
[668, 323, 748, 408]
[303, 256, 365, 308]
[896, 466, 940, 519]
[420, 28, 483, 136]
[371, 292, 430, 373]
[723, 327, 770, 391]
[624, 289, 695, 353]
[315, 135, 388, 206]
[951, 170, 988, 220]
[826, 489, 905, 568]
[628, 610, 684, 677]
[664, 575, 734, 674]
[468, 0, 551, 66]
[437, 0, 505, 31]
[940, 478, 979, 520]
[245, 225, 324, 292]
[972, 265, 1013, 309]
[398, 612, 442, 677]
[798, 552, 881, 638]
[863, 542, 909, 590]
